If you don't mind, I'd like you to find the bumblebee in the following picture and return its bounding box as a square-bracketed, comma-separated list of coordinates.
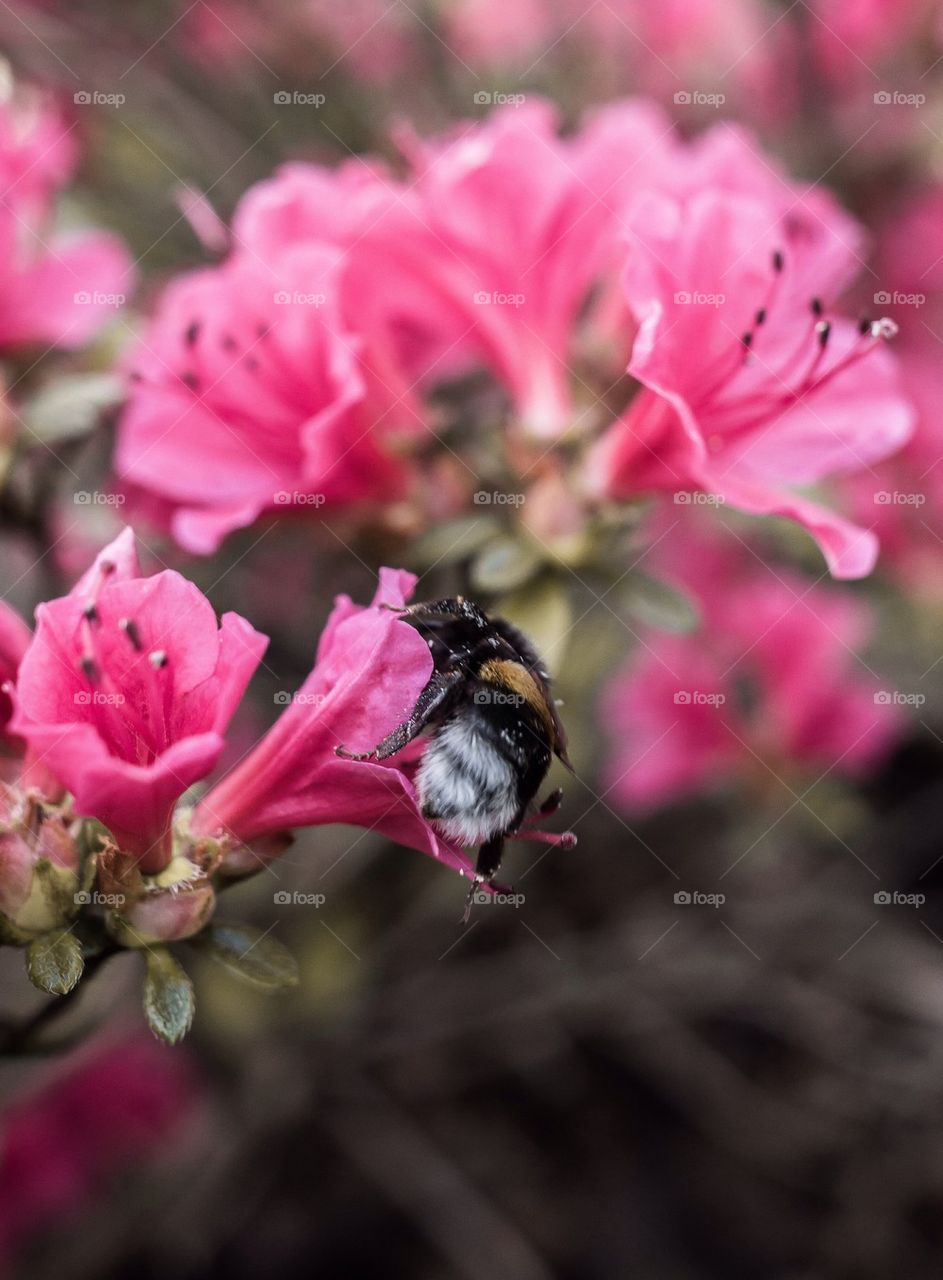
[337, 596, 572, 912]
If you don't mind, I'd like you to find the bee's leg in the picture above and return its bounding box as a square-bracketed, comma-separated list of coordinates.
[403, 597, 491, 629]
[335, 668, 464, 761]
[535, 787, 564, 818]
[462, 833, 505, 923]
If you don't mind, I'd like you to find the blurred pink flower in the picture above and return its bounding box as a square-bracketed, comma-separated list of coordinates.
[116, 243, 410, 553]
[394, 98, 675, 437]
[10, 529, 267, 871]
[0, 89, 133, 350]
[0, 602, 30, 741]
[0, 1034, 201, 1271]
[192, 567, 477, 881]
[0, 785, 79, 935]
[841, 185, 943, 591]
[590, 175, 914, 577]
[603, 523, 901, 811]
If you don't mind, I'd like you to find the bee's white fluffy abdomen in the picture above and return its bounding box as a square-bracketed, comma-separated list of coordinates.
[417, 718, 518, 845]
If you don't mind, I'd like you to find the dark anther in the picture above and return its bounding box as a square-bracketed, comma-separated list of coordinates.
[816, 320, 832, 348]
[119, 617, 142, 651]
[772, 249, 785, 273]
[79, 655, 98, 680]
[149, 650, 168, 669]
[810, 297, 824, 317]
[858, 316, 872, 335]
[82, 602, 99, 623]
[741, 331, 754, 348]
[184, 321, 200, 346]
[754, 308, 767, 326]
[181, 371, 199, 390]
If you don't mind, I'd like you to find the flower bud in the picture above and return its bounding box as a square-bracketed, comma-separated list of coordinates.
[101, 843, 218, 947]
[0, 790, 80, 936]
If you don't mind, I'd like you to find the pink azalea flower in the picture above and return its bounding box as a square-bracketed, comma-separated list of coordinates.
[394, 98, 675, 437]
[9, 529, 268, 871]
[116, 243, 410, 554]
[602, 521, 902, 811]
[590, 181, 915, 578]
[0, 89, 133, 350]
[191, 568, 479, 881]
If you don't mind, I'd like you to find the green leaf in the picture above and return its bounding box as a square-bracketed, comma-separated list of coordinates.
[497, 574, 574, 669]
[195, 922, 299, 991]
[470, 536, 543, 593]
[21, 373, 123, 445]
[142, 948, 195, 1044]
[25, 929, 84, 995]
[412, 515, 501, 568]
[619, 573, 700, 633]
